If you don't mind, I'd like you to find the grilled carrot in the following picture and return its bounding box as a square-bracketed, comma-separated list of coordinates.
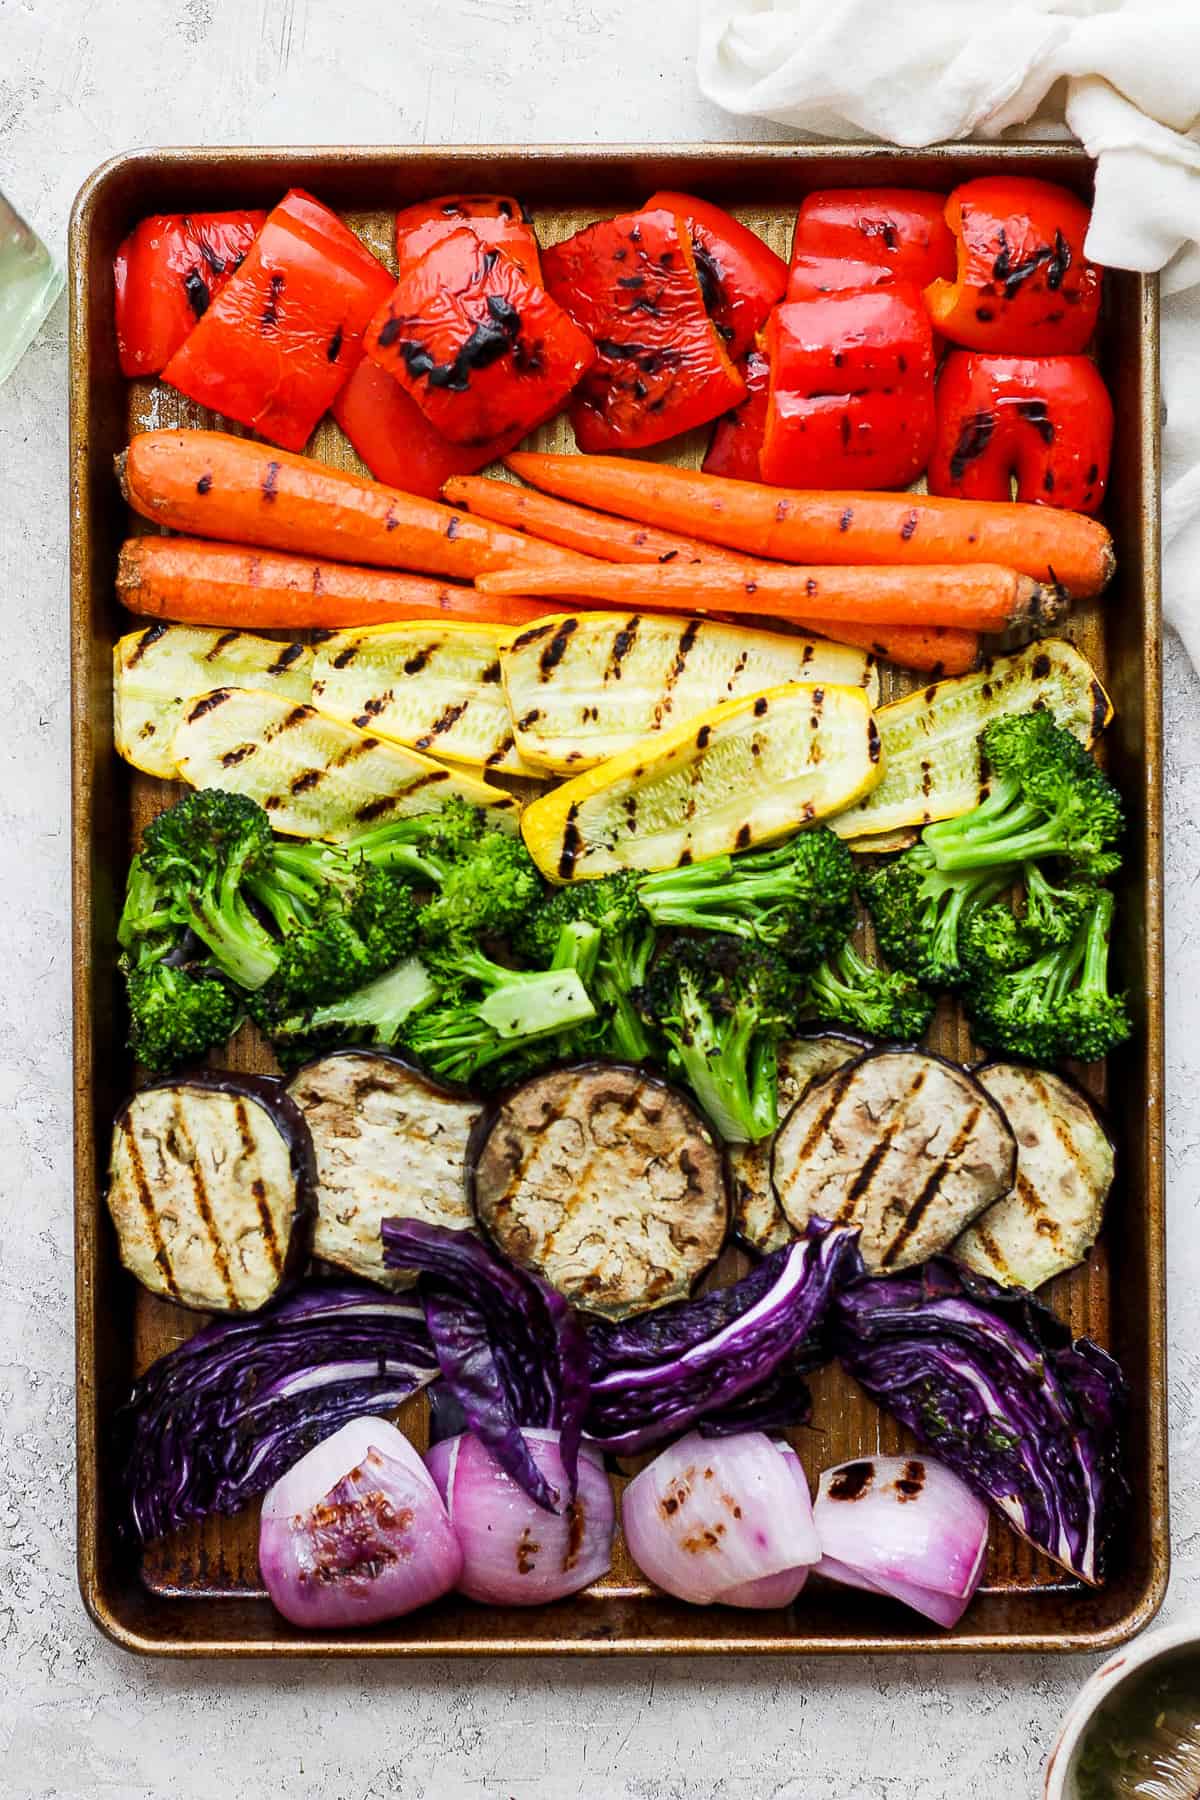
[476, 558, 1062, 633]
[791, 620, 978, 676]
[504, 452, 1115, 597]
[117, 536, 559, 631]
[118, 431, 598, 582]
[441, 474, 748, 567]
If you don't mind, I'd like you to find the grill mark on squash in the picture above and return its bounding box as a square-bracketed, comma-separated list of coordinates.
[126, 623, 169, 665]
[206, 630, 242, 660]
[604, 617, 640, 681]
[119, 1118, 181, 1301]
[880, 1103, 983, 1267]
[416, 701, 469, 746]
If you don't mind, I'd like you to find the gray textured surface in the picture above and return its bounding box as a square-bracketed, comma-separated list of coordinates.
[2, 2, 1198, 1794]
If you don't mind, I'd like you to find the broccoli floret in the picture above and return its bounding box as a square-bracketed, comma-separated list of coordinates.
[959, 901, 1043, 979]
[966, 887, 1130, 1063]
[125, 960, 242, 1072]
[405, 925, 599, 1086]
[138, 790, 280, 990]
[266, 956, 438, 1069]
[1022, 861, 1107, 946]
[921, 712, 1123, 875]
[636, 828, 856, 971]
[801, 940, 935, 1042]
[515, 872, 656, 1062]
[860, 847, 1018, 989]
[417, 831, 544, 946]
[336, 798, 497, 886]
[117, 854, 177, 955]
[635, 936, 794, 1144]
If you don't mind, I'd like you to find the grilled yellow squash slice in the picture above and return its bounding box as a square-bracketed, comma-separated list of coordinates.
[521, 682, 882, 881]
[172, 687, 519, 840]
[828, 638, 1111, 841]
[114, 624, 313, 780]
[312, 621, 539, 776]
[501, 612, 879, 774]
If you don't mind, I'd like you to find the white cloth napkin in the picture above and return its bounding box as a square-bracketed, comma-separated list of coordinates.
[698, 0, 1200, 662]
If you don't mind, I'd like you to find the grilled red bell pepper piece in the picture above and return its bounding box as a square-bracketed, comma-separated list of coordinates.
[787, 187, 954, 302]
[364, 229, 594, 446]
[395, 194, 541, 283]
[925, 176, 1102, 355]
[645, 190, 787, 360]
[114, 211, 268, 377]
[541, 207, 746, 452]
[332, 358, 524, 499]
[161, 190, 394, 452]
[927, 351, 1112, 514]
[702, 347, 770, 481]
[760, 286, 935, 490]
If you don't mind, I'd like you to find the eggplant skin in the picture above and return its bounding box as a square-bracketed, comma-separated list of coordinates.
[772, 1047, 1017, 1273]
[107, 1071, 316, 1314]
[729, 1030, 873, 1256]
[286, 1050, 482, 1286]
[951, 1061, 1115, 1290]
[468, 1060, 728, 1320]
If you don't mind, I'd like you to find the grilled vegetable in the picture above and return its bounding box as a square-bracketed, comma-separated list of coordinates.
[541, 207, 747, 451]
[504, 451, 1117, 597]
[107, 1072, 316, 1312]
[703, 346, 770, 482]
[479, 557, 1061, 634]
[801, 940, 935, 1042]
[964, 886, 1131, 1064]
[951, 1062, 1114, 1290]
[645, 190, 788, 359]
[925, 176, 1102, 355]
[468, 1062, 728, 1320]
[760, 288, 935, 490]
[312, 621, 536, 776]
[332, 358, 524, 500]
[114, 623, 312, 780]
[520, 681, 883, 881]
[118, 430, 593, 581]
[500, 612, 877, 774]
[786, 187, 955, 301]
[395, 193, 541, 284]
[928, 352, 1112, 515]
[772, 1049, 1017, 1272]
[161, 189, 394, 451]
[113, 210, 267, 377]
[442, 474, 750, 568]
[286, 1051, 482, 1287]
[827, 639, 1111, 841]
[364, 229, 594, 445]
[116, 534, 553, 633]
[172, 686, 518, 841]
[728, 1031, 870, 1255]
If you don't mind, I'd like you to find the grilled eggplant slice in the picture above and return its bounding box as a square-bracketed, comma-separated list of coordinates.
[730, 1030, 871, 1255]
[827, 638, 1111, 840]
[107, 1073, 316, 1313]
[951, 1062, 1114, 1290]
[500, 612, 879, 774]
[521, 681, 882, 881]
[772, 1049, 1016, 1272]
[468, 1062, 728, 1319]
[172, 687, 519, 840]
[312, 622, 539, 777]
[114, 623, 313, 781]
[286, 1051, 481, 1287]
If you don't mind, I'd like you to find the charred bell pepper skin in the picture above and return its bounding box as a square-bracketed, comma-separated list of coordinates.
[541, 207, 747, 453]
[787, 187, 955, 302]
[646, 190, 787, 360]
[760, 286, 935, 490]
[364, 229, 595, 446]
[703, 347, 770, 481]
[928, 352, 1113, 514]
[161, 190, 394, 453]
[925, 176, 1102, 355]
[395, 193, 541, 284]
[332, 358, 524, 499]
[114, 211, 268, 378]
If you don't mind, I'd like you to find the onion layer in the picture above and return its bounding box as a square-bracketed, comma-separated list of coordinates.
[812, 1455, 989, 1629]
[429, 1429, 615, 1606]
[622, 1431, 819, 1608]
[259, 1416, 462, 1629]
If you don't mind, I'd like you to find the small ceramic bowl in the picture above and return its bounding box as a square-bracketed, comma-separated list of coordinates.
[1044, 1612, 1200, 1798]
